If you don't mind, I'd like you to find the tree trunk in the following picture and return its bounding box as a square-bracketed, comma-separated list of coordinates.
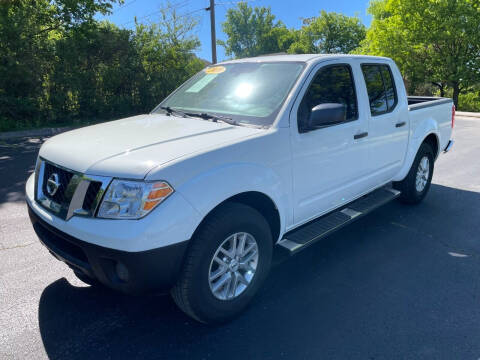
[432, 82, 445, 97]
[452, 84, 460, 109]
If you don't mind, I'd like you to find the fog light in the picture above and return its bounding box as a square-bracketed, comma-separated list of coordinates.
[115, 262, 129, 282]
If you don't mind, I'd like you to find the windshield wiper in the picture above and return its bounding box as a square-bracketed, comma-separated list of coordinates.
[159, 106, 189, 118]
[184, 112, 239, 126]
[159, 107, 240, 126]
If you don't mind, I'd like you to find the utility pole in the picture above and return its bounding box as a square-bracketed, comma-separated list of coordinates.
[207, 0, 217, 64]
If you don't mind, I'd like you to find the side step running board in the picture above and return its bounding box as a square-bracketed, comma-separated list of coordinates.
[278, 187, 400, 254]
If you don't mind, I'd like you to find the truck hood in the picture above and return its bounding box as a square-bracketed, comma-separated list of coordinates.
[39, 114, 262, 179]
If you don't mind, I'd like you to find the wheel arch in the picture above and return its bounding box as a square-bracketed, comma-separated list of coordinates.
[423, 133, 440, 159]
[393, 130, 440, 182]
[191, 191, 281, 246]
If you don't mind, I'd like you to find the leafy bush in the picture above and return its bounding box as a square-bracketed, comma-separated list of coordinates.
[0, 1, 204, 132]
[458, 92, 480, 112]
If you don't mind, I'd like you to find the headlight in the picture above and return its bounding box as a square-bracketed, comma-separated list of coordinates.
[97, 179, 174, 219]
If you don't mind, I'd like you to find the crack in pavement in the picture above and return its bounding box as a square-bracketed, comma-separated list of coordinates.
[0, 242, 36, 251]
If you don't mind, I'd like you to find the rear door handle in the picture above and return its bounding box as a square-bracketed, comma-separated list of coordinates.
[395, 121, 406, 128]
[354, 132, 368, 140]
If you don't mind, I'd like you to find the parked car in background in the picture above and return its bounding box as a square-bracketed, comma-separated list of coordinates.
[26, 54, 454, 323]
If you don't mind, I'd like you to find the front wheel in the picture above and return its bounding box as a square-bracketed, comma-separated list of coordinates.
[394, 143, 434, 204]
[171, 202, 272, 324]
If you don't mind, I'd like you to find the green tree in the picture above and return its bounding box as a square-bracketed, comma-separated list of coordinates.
[0, 0, 205, 131]
[288, 11, 366, 54]
[358, 0, 480, 107]
[49, 5, 204, 122]
[133, 6, 205, 110]
[0, 0, 121, 130]
[218, 2, 294, 58]
[49, 21, 141, 121]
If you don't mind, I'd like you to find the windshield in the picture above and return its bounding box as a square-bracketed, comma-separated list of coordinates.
[154, 61, 305, 127]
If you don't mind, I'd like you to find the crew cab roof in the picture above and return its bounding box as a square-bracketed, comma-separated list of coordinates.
[219, 53, 392, 64]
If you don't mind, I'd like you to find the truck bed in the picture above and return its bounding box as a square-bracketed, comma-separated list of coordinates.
[408, 96, 452, 111]
[407, 96, 453, 155]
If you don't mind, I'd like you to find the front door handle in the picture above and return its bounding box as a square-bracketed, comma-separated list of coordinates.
[395, 121, 406, 128]
[354, 132, 368, 140]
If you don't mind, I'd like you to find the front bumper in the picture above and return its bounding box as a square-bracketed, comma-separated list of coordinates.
[444, 139, 454, 153]
[28, 203, 188, 294]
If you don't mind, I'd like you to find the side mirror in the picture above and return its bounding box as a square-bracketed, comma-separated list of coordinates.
[307, 103, 346, 130]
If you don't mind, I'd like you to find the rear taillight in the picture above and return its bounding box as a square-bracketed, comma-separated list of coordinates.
[451, 104, 456, 128]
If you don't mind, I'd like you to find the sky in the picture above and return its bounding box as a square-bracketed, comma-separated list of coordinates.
[98, 0, 373, 62]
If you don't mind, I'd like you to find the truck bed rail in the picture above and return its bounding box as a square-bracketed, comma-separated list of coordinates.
[408, 96, 452, 111]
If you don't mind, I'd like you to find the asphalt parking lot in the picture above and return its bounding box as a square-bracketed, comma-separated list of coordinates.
[1, 117, 480, 359]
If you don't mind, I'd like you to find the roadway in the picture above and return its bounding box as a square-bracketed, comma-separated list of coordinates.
[1, 117, 480, 359]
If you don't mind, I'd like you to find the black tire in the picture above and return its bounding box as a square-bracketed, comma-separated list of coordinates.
[394, 143, 434, 204]
[73, 270, 102, 287]
[171, 202, 273, 324]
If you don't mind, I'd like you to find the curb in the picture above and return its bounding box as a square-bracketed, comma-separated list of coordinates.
[456, 111, 480, 118]
[0, 127, 74, 140]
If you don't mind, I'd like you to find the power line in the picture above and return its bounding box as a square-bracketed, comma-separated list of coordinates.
[178, 7, 209, 18]
[206, 0, 261, 63]
[121, 0, 190, 26]
[215, 0, 261, 6]
[104, 0, 141, 17]
[121, 0, 191, 26]
[116, 0, 140, 11]
[143, 6, 206, 28]
[118, 0, 261, 64]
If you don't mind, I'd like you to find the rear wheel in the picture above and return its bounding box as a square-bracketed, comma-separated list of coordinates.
[394, 143, 434, 204]
[171, 202, 272, 324]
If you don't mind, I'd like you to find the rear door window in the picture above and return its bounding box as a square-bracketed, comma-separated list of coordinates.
[361, 64, 397, 116]
[380, 66, 397, 109]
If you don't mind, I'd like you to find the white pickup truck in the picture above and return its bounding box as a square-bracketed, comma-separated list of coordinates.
[26, 54, 454, 323]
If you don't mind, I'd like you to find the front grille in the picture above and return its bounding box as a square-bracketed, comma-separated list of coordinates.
[42, 162, 74, 206]
[35, 158, 111, 220]
[82, 181, 102, 212]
